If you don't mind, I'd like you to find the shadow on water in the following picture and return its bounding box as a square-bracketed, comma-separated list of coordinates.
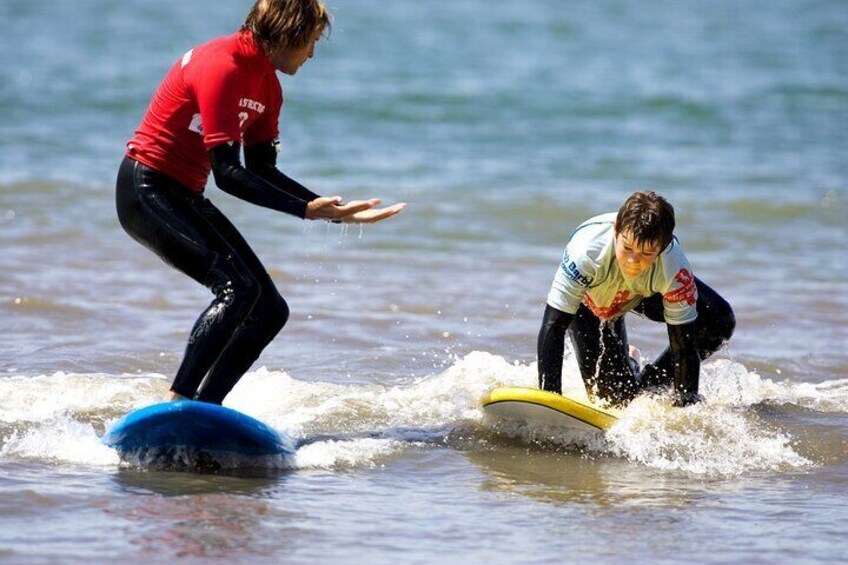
[456, 422, 717, 510]
[463, 441, 716, 512]
[111, 447, 293, 496]
[112, 465, 285, 496]
[106, 470, 302, 561]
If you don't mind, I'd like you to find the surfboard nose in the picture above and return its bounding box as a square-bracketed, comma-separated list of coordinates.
[103, 400, 294, 460]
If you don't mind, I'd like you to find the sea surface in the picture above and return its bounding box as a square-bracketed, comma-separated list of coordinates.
[1, 0, 847, 563]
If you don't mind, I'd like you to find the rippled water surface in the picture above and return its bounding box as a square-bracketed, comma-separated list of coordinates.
[1, 0, 846, 563]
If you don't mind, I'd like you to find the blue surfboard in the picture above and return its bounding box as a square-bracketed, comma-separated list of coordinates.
[103, 400, 293, 457]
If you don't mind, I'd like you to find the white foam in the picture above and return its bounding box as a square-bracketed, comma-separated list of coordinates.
[1, 417, 119, 466]
[0, 352, 838, 474]
[604, 395, 811, 476]
[293, 438, 411, 470]
[701, 359, 848, 412]
[0, 371, 168, 467]
[0, 371, 169, 423]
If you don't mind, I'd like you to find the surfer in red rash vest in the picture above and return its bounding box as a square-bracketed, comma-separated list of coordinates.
[116, 0, 405, 404]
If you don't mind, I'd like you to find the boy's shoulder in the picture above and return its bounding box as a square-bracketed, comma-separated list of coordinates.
[560, 213, 616, 286]
[650, 236, 694, 288]
[568, 213, 615, 257]
[573, 212, 616, 233]
[660, 236, 690, 264]
[570, 212, 614, 242]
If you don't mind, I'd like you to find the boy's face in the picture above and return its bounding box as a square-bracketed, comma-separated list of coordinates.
[614, 229, 662, 279]
[270, 29, 323, 75]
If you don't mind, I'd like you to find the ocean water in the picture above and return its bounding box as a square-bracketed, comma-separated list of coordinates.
[1, 0, 847, 563]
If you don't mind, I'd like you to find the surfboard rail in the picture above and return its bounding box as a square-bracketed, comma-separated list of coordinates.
[480, 386, 619, 432]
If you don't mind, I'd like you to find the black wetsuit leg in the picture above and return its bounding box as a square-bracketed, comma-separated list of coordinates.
[116, 156, 289, 402]
[568, 305, 640, 406]
[192, 221, 290, 404]
[633, 277, 736, 388]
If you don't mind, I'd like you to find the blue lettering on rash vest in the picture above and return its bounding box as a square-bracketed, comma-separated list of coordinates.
[561, 250, 591, 287]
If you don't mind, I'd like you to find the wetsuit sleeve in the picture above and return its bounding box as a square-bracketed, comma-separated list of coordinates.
[244, 140, 321, 202]
[537, 304, 574, 394]
[667, 321, 701, 406]
[209, 142, 309, 219]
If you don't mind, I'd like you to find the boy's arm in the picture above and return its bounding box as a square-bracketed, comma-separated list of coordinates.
[209, 142, 310, 218]
[537, 305, 574, 394]
[667, 321, 701, 406]
[244, 139, 322, 203]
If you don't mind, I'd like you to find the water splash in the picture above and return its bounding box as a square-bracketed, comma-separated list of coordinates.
[700, 359, 848, 412]
[604, 396, 811, 475]
[1, 418, 118, 466]
[0, 352, 837, 474]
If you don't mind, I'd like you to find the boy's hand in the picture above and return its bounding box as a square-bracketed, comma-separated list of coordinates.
[305, 196, 379, 221]
[340, 202, 406, 224]
[306, 197, 406, 224]
[672, 391, 702, 407]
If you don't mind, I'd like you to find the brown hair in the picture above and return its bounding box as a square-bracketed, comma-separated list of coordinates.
[242, 0, 332, 53]
[615, 191, 676, 251]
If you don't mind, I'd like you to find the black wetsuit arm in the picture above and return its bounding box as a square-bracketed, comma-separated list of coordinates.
[243, 140, 322, 202]
[537, 304, 574, 394]
[667, 321, 701, 406]
[208, 142, 309, 218]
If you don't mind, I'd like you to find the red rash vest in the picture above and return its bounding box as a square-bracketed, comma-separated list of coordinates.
[127, 31, 281, 192]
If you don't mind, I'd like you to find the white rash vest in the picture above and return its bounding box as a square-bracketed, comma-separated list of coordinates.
[546, 213, 698, 325]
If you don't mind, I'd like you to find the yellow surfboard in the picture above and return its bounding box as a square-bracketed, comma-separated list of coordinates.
[480, 387, 620, 432]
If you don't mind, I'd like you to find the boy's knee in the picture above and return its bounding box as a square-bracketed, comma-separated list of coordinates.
[697, 301, 735, 359]
[700, 291, 735, 341]
[720, 308, 736, 342]
[711, 297, 735, 342]
[271, 294, 290, 329]
[216, 274, 261, 319]
[257, 291, 289, 335]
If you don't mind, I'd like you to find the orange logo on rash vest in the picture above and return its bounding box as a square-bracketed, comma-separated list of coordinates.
[585, 290, 631, 319]
[663, 268, 697, 305]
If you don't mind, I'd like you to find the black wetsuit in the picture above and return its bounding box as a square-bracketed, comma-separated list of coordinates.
[537, 278, 735, 406]
[116, 141, 318, 403]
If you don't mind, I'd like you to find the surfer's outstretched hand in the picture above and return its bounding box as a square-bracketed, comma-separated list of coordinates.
[306, 197, 406, 224]
[341, 202, 406, 223]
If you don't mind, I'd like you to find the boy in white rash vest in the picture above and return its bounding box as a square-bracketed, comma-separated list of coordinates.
[537, 191, 735, 407]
